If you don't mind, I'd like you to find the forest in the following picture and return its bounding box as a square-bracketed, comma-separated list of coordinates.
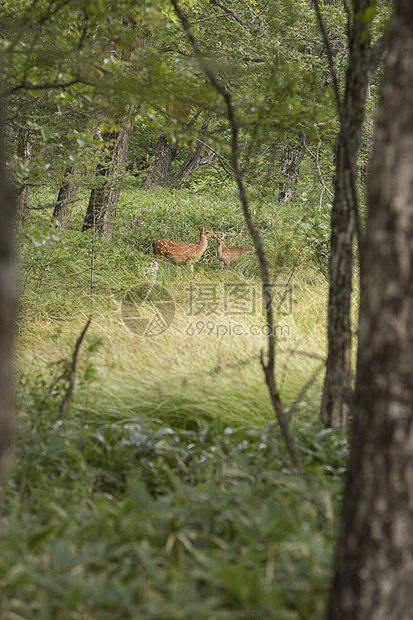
[1, 1, 413, 618]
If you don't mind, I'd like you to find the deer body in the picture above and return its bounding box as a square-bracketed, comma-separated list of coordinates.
[215, 234, 251, 268]
[152, 226, 215, 270]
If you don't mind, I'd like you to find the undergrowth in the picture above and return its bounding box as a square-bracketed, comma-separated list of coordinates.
[0, 186, 349, 619]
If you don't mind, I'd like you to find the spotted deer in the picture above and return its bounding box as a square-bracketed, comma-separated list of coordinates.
[152, 226, 215, 271]
[214, 234, 251, 268]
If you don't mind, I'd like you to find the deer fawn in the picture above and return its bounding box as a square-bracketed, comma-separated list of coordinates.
[214, 234, 251, 268]
[152, 226, 215, 271]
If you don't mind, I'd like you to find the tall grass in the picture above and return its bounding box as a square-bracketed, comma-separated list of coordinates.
[0, 185, 349, 620]
[19, 184, 327, 421]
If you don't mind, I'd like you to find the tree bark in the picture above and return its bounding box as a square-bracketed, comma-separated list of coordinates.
[277, 133, 305, 203]
[319, 1, 385, 429]
[15, 128, 32, 228]
[142, 117, 214, 190]
[327, 2, 413, 617]
[0, 100, 18, 481]
[52, 164, 78, 226]
[172, 118, 214, 188]
[82, 122, 133, 234]
[141, 134, 180, 189]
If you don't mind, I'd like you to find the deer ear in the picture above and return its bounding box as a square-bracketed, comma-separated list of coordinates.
[198, 226, 203, 231]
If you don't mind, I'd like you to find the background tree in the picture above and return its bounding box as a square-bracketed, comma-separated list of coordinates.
[315, 0, 387, 429]
[0, 100, 17, 480]
[278, 133, 306, 203]
[327, 0, 413, 615]
[81, 120, 134, 234]
[142, 115, 215, 189]
[52, 164, 78, 226]
[171, 117, 215, 188]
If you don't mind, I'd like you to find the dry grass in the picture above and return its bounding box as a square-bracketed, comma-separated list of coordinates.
[18, 262, 331, 428]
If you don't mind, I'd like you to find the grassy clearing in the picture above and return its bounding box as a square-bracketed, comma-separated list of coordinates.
[18, 185, 329, 426]
[0, 186, 348, 619]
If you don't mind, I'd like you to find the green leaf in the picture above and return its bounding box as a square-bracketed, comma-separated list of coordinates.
[361, 30, 371, 43]
[128, 477, 154, 510]
[41, 126, 53, 142]
[363, 7, 377, 23]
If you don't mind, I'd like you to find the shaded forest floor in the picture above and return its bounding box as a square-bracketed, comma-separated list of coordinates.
[1, 186, 350, 619]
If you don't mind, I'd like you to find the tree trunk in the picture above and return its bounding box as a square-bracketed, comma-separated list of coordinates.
[0, 100, 18, 481]
[15, 128, 32, 228]
[320, 0, 385, 429]
[359, 85, 375, 186]
[141, 134, 180, 189]
[172, 119, 214, 188]
[320, 138, 355, 428]
[277, 133, 305, 202]
[52, 164, 78, 226]
[327, 2, 413, 616]
[82, 122, 133, 234]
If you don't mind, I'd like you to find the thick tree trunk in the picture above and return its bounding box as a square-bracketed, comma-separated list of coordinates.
[320, 0, 384, 429]
[82, 123, 133, 234]
[277, 133, 305, 202]
[172, 119, 214, 188]
[327, 2, 413, 616]
[52, 164, 78, 226]
[0, 100, 18, 480]
[141, 134, 180, 189]
[320, 138, 355, 428]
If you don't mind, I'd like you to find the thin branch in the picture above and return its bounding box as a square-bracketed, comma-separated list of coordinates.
[171, 0, 302, 472]
[57, 317, 91, 421]
[196, 138, 233, 175]
[286, 362, 325, 419]
[5, 108, 89, 122]
[6, 78, 83, 95]
[313, 0, 343, 118]
[239, 0, 268, 34]
[161, 43, 269, 64]
[303, 135, 333, 200]
[28, 198, 81, 210]
[313, 0, 363, 248]
[209, 0, 259, 33]
[191, 13, 228, 24]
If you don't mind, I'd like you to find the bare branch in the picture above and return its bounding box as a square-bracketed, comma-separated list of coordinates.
[27, 198, 81, 210]
[303, 134, 333, 200]
[196, 138, 232, 175]
[313, 0, 343, 117]
[6, 78, 84, 95]
[57, 317, 91, 421]
[171, 0, 302, 471]
[209, 0, 259, 34]
[313, 0, 363, 249]
[239, 0, 268, 34]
